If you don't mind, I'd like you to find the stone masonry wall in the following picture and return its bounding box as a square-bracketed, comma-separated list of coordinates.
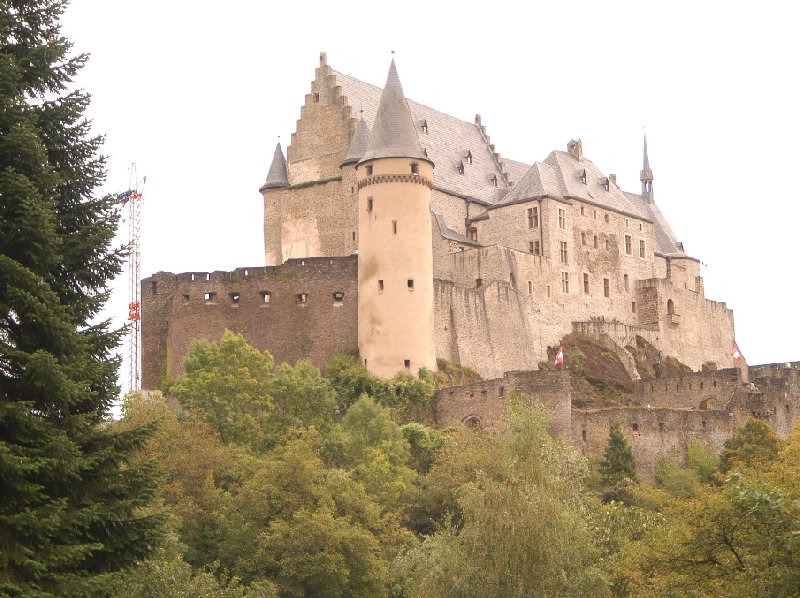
[434, 370, 572, 436]
[141, 256, 358, 389]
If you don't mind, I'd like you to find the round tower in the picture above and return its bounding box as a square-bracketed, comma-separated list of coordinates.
[357, 59, 436, 378]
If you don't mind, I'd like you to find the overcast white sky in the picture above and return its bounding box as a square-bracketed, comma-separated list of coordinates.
[61, 0, 798, 393]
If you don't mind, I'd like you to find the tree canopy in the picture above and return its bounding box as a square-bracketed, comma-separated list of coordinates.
[1, 1, 163, 594]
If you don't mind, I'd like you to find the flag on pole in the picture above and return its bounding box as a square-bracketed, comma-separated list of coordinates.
[554, 346, 564, 366]
[729, 346, 744, 362]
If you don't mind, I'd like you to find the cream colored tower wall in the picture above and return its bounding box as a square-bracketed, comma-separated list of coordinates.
[358, 157, 437, 377]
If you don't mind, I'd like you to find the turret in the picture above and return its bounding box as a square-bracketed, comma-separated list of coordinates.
[640, 134, 653, 199]
[340, 115, 370, 168]
[260, 142, 289, 191]
[357, 58, 436, 378]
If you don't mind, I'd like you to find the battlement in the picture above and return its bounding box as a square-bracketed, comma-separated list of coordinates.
[141, 256, 358, 389]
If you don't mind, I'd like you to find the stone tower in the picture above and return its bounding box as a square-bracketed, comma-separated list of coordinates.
[356, 59, 436, 378]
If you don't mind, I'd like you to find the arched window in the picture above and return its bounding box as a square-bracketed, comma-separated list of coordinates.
[462, 415, 482, 429]
[667, 298, 675, 315]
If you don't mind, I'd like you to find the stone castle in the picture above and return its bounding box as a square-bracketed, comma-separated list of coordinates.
[141, 53, 799, 474]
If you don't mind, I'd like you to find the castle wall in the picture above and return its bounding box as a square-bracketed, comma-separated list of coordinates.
[434, 370, 572, 435]
[141, 256, 358, 389]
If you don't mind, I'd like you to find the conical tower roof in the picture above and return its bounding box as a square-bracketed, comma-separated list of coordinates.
[640, 134, 653, 182]
[340, 116, 370, 167]
[260, 143, 289, 191]
[359, 59, 428, 163]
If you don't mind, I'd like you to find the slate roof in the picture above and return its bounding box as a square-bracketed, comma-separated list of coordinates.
[432, 209, 481, 246]
[261, 143, 289, 190]
[341, 117, 370, 167]
[360, 60, 427, 163]
[330, 62, 690, 258]
[333, 70, 517, 203]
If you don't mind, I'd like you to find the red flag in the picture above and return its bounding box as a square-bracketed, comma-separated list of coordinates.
[554, 347, 564, 366]
[729, 346, 744, 362]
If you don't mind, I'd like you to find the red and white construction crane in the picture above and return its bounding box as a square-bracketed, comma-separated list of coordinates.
[116, 165, 146, 392]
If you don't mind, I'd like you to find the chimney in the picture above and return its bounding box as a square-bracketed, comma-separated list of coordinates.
[319, 52, 327, 66]
[609, 173, 617, 187]
[475, 114, 482, 126]
[567, 139, 583, 161]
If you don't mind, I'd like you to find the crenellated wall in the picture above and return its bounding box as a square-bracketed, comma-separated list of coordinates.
[141, 256, 358, 389]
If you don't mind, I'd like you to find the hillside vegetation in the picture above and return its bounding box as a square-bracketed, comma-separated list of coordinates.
[105, 332, 800, 597]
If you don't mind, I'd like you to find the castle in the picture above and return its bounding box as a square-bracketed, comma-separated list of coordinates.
[141, 54, 799, 475]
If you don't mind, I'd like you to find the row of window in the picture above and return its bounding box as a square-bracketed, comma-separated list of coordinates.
[526, 205, 646, 234]
[525, 235, 647, 261]
[191, 291, 345, 305]
[364, 162, 421, 177]
[378, 279, 414, 291]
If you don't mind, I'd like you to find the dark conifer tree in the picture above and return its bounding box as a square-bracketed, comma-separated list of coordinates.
[0, 2, 162, 594]
[598, 423, 639, 501]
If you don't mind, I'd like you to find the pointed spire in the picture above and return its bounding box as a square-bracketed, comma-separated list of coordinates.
[340, 113, 370, 167]
[359, 58, 429, 163]
[640, 134, 653, 196]
[260, 142, 289, 191]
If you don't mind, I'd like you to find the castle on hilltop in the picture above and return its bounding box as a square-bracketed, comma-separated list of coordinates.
[141, 54, 799, 474]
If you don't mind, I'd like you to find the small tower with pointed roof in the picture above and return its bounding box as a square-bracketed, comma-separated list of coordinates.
[356, 58, 436, 377]
[260, 142, 289, 191]
[640, 134, 654, 200]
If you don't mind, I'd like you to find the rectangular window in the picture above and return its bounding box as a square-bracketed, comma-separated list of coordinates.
[639, 223, 643, 231]
[625, 234, 632, 255]
[476, 278, 482, 288]
[378, 280, 384, 291]
[366, 165, 373, 176]
[625, 217, 629, 228]
[527, 207, 539, 228]
[583, 273, 589, 294]
[529, 241, 535, 253]
[558, 208, 566, 230]
[260, 291, 271, 304]
[560, 241, 568, 264]
[561, 271, 569, 294]
[410, 162, 419, 175]
[580, 206, 585, 216]
[534, 240, 540, 255]
[624, 273, 629, 291]
[639, 239, 646, 258]
[581, 231, 586, 245]
[230, 292, 240, 304]
[632, 301, 637, 313]
[528, 280, 532, 294]
[204, 292, 217, 304]
[404, 359, 411, 370]
[392, 220, 397, 234]
[367, 197, 373, 211]
[593, 235, 598, 249]
[603, 278, 610, 297]
[352, 231, 356, 241]
[605, 238, 610, 251]
[407, 279, 414, 290]
[547, 285, 551, 298]
[469, 228, 478, 241]
[604, 213, 610, 223]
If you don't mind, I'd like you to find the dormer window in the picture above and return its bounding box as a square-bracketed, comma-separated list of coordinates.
[579, 169, 587, 184]
[490, 174, 498, 187]
[466, 151, 473, 165]
[600, 176, 609, 191]
[457, 161, 464, 175]
[410, 162, 419, 175]
[421, 119, 428, 134]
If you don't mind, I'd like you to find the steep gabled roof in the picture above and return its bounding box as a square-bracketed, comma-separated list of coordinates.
[260, 143, 289, 190]
[360, 60, 427, 163]
[624, 191, 689, 258]
[332, 70, 520, 203]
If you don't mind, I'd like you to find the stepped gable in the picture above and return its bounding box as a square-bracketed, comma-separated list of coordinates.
[333, 69, 526, 203]
[341, 116, 370, 167]
[260, 142, 289, 190]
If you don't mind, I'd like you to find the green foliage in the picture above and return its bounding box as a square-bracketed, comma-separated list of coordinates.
[400, 422, 444, 474]
[719, 417, 782, 474]
[598, 424, 639, 501]
[685, 438, 718, 484]
[653, 458, 699, 498]
[395, 401, 608, 597]
[0, 3, 163, 593]
[432, 358, 482, 389]
[170, 330, 274, 448]
[323, 353, 380, 411]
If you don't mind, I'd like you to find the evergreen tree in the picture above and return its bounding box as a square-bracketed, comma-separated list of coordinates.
[0, 2, 162, 594]
[598, 423, 639, 501]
